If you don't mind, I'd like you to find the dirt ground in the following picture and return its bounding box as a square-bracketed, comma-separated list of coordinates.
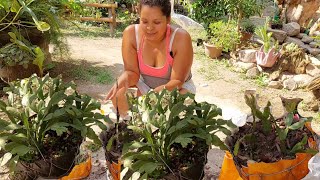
[48, 35, 316, 179]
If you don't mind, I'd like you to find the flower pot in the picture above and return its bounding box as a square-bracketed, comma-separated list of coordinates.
[0, 64, 40, 82]
[220, 150, 314, 180]
[256, 46, 280, 68]
[240, 32, 253, 42]
[203, 42, 222, 59]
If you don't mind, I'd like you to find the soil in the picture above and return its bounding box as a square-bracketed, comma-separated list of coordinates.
[227, 121, 314, 167]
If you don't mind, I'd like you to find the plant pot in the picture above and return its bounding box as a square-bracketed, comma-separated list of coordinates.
[219, 151, 313, 180]
[12, 151, 78, 180]
[60, 155, 92, 180]
[240, 32, 253, 42]
[256, 46, 280, 68]
[203, 42, 222, 59]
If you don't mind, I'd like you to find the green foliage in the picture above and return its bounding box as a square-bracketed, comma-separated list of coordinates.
[237, 94, 314, 156]
[208, 20, 240, 52]
[255, 18, 278, 53]
[0, 31, 44, 75]
[0, 74, 111, 171]
[121, 89, 235, 178]
[241, 19, 256, 33]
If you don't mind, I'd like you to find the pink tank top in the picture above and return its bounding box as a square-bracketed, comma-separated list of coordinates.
[135, 24, 190, 88]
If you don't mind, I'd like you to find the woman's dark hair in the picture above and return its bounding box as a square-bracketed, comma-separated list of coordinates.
[139, 0, 171, 17]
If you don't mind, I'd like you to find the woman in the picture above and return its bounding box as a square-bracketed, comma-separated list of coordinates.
[106, 0, 195, 117]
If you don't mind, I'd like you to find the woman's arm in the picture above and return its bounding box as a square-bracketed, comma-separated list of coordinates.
[106, 25, 140, 99]
[154, 29, 193, 92]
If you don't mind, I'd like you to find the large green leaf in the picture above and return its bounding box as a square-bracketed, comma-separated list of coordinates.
[46, 122, 70, 136]
[138, 162, 159, 174]
[11, 145, 30, 156]
[86, 127, 101, 145]
[33, 47, 44, 76]
[171, 133, 194, 148]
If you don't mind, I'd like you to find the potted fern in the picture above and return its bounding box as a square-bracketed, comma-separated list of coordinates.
[0, 74, 111, 179]
[117, 89, 235, 179]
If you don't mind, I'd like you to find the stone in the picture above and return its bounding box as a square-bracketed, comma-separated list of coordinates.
[310, 55, 320, 67]
[293, 74, 313, 88]
[301, 35, 314, 43]
[306, 63, 320, 77]
[285, 37, 305, 47]
[308, 48, 320, 56]
[246, 67, 260, 79]
[234, 61, 256, 71]
[282, 22, 301, 36]
[283, 78, 298, 91]
[296, 33, 306, 39]
[268, 28, 287, 43]
[280, 72, 295, 81]
[238, 49, 257, 63]
[268, 81, 283, 89]
[310, 42, 319, 48]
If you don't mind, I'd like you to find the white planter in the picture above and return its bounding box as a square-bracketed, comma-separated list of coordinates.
[256, 46, 280, 67]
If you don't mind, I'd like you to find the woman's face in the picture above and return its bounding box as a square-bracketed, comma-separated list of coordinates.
[140, 5, 170, 41]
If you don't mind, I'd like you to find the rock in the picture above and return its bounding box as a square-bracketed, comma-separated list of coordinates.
[308, 48, 320, 56]
[234, 61, 256, 71]
[280, 72, 295, 81]
[293, 74, 313, 88]
[268, 81, 283, 89]
[296, 33, 306, 39]
[246, 67, 260, 79]
[282, 22, 301, 36]
[121, 4, 126, 8]
[310, 55, 320, 67]
[268, 28, 287, 43]
[310, 42, 319, 48]
[204, 149, 226, 180]
[305, 98, 319, 111]
[301, 35, 314, 43]
[171, 13, 204, 30]
[285, 37, 305, 47]
[306, 63, 320, 77]
[238, 49, 257, 63]
[283, 78, 298, 91]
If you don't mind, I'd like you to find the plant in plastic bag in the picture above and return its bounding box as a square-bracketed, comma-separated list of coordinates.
[0, 74, 111, 173]
[228, 94, 317, 167]
[121, 89, 236, 179]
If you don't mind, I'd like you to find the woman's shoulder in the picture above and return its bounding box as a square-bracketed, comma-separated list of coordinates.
[170, 25, 191, 40]
[123, 24, 136, 35]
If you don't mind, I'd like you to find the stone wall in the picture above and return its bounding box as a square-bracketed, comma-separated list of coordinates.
[276, 0, 320, 34]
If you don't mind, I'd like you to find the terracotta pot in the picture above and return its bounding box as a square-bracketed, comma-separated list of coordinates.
[203, 42, 222, 59]
[240, 31, 253, 42]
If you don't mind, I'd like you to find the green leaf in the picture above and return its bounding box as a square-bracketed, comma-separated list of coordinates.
[285, 113, 294, 126]
[289, 120, 305, 130]
[86, 127, 101, 145]
[172, 133, 194, 148]
[10, 0, 20, 13]
[233, 139, 241, 156]
[6, 107, 21, 118]
[0, 152, 12, 166]
[11, 145, 30, 156]
[139, 162, 159, 174]
[33, 47, 44, 76]
[290, 135, 308, 154]
[106, 135, 116, 151]
[46, 122, 70, 136]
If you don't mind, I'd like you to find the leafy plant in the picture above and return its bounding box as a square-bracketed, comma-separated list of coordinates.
[241, 19, 255, 33]
[255, 17, 279, 53]
[231, 94, 316, 162]
[0, 74, 111, 171]
[208, 20, 240, 52]
[121, 89, 235, 179]
[0, 31, 44, 75]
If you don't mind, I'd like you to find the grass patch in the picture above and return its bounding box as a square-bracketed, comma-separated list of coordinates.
[72, 65, 114, 84]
